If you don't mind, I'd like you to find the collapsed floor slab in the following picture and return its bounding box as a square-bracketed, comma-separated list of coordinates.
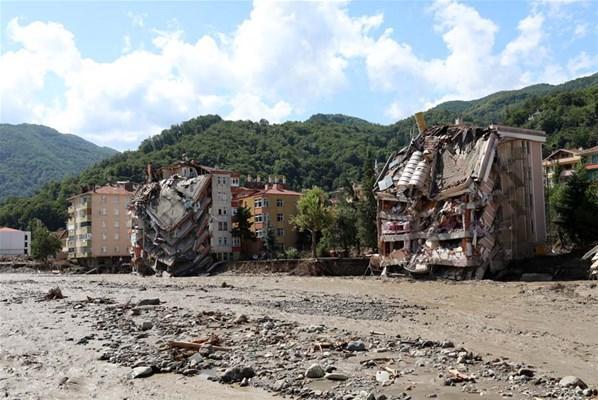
[130, 174, 213, 276]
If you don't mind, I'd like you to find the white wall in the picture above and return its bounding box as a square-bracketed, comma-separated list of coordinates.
[209, 173, 233, 255]
[0, 230, 31, 256]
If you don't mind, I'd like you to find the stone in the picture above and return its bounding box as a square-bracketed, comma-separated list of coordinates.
[137, 298, 160, 306]
[240, 377, 249, 387]
[187, 353, 204, 367]
[517, 368, 534, 377]
[559, 376, 587, 389]
[139, 321, 153, 331]
[129, 366, 153, 379]
[273, 379, 288, 391]
[325, 372, 349, 381]
[582, 388, 593, 397]
[347, 340, 366, 352]
[220, 366, 256, 383]
[376, 370, 391, 384]
[306, 363, 326, 379]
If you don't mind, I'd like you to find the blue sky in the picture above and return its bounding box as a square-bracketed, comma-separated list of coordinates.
[1, 1, 597, 150]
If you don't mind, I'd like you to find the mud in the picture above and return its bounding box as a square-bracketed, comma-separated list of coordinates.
[0, 273, 597, 399]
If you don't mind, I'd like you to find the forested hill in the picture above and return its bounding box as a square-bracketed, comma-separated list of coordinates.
[0, 73, 596, 231]
[0, 124, 117, 201]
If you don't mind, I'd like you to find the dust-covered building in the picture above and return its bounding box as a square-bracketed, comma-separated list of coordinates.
[375, 122, 546, 279]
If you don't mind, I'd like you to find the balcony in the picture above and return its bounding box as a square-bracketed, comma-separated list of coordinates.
[78, 226, 91, 234]
[75, 248, 92, 258]
[77, 239, 91, 247]
[78, 214, 91, 223]
[67, 206, 74, 214]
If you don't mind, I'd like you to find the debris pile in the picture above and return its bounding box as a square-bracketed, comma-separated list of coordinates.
[583, 244, 598, 280]
[375, 124, 545, 279]
[130, 173, 213, 276]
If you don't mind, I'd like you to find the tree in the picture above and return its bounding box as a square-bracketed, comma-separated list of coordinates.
[29, 219, 62, 261]
[552, 166, 598, 245]
[292, 187, 334, 258]
[321, 199, 358, 256]
[356, 152, 378, 253]
[232, 206, 255, 259]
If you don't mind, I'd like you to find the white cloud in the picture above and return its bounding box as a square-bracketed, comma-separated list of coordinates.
[1, 2, 381, 149]
[574, 23, 588, 38]
[567, 51, 598, 75]
[127, 12, 146, 28]
[500, 13, 545, 66]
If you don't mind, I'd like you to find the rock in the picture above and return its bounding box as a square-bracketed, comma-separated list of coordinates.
[559, 376, 587, 389]
[376, 370, 390, 383]
[347, 340, 366, 352]
[517, 368, 534, 377]
[139, 321, 153, 331]
[137, 298, 160, 306]
[583, 388, 593, 397]
[305, 363, 326, 379]
[220, 366, 256, 383]
[187, 353, 204, 367]
[129, 366, 153, 379]
[325, 372, 349, 381]
[240, 377, 249, 387]
[273, 379, 288, 391]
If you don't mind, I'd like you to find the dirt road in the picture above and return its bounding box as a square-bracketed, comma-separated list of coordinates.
[0, 273, 596, 399]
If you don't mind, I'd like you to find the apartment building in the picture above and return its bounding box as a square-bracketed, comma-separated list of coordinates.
[543, 146, 598, 185]
[236, 177, 302, 253]
[0, 227, 31, 256]
[158, 161, 239, 261]
[67, 182, 134, 267]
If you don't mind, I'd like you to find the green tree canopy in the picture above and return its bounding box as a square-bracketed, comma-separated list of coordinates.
[292, 187, 334, 258]
[29, 219, 62, 261]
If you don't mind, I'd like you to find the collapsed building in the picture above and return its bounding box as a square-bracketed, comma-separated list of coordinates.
[375, 120, 546, 279]
[130, 162, 238, 276]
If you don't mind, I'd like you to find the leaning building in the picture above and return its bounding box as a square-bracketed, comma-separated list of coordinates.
[375, 121, 546, 279]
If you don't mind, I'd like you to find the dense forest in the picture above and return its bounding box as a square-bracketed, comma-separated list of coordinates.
[0, 73, 596, 231]
[0, 124, 117, 201]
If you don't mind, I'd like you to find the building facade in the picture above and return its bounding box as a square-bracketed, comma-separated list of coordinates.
[67, 183, 134, 266]
[0, 227, 31, 256]
[236, 180, 302, 253]
[543, 146, 598, 185]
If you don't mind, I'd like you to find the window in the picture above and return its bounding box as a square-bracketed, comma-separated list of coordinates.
[254, 198, 263, 208]
[256, 229, 264, 238]
[218, 208, 222, 215]
[114, 208, 120, 216]
[99, 208, 107, 216]
[102, 219, 107, 228]
[276, 199, 283, 207]
[101, 195, 107, 204]
[114, 246, 119, 253]
[114, 221, 120, 228]
[277, 213, 283, 222]
[223, 237, 228, 245]
[101, 246, 107, 253]
[113, 196, 119, 204]
[218, 221, 223, 231]
[102, 232, 107, 241]
[223, 208, 227, 215]
[223, 221, 228, 231]
[218, 237, 223, 246]
[276, 228, 284, 237]
[255, 214, 264, 223]
[232, 237, 241, 247]
[114, 232, 120, 240]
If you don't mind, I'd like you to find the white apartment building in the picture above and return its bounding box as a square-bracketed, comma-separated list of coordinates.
[0, 227, 31, 256]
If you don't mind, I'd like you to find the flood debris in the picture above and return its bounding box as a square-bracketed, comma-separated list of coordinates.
[130, 164, 213, 276]
[374, 121, 547, 279]
[582, 244, 598, 280]
[43, 287, 64, 300]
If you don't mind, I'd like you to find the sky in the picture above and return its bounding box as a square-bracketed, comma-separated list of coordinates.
[1, 1, 597, 151]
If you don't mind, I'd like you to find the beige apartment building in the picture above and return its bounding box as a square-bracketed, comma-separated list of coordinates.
[67, 183, 134, 267]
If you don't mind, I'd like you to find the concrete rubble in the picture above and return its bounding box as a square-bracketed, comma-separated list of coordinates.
[583, 244, 598, 279]
[375, 122, 546, 279]
[130, 170, 213, 276]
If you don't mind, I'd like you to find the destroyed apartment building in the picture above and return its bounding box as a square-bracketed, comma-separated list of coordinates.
[130, 161, 238, 276]
[375, 119, 546, 279]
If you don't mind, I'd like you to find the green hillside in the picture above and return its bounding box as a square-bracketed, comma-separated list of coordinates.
[0, 124, 117, 201]
[0, 73, 596, 231]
